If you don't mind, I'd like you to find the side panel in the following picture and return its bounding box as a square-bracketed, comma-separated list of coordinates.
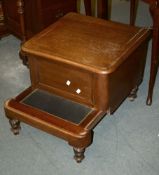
[107, 41, 149, 113]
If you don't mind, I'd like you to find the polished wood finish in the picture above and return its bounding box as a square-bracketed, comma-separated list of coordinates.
[37, 59, 93, 104]
[4, 13, 150, 162]
[96, 0, 159, 105]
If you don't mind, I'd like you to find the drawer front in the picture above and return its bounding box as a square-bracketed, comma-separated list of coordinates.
[36, 59, 93, 104]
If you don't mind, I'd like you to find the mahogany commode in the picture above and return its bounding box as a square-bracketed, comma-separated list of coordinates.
[4, 13, 150, 163]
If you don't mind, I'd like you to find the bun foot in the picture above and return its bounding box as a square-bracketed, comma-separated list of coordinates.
[128, 86, 138, 101]
[73, 147, 85, 163]
[9, 119, 21, 135]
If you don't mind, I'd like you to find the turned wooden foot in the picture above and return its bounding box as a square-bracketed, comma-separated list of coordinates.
[9, 119, 21, 135]
[73, 147, 85, 163]
[128, 86, 138, 101]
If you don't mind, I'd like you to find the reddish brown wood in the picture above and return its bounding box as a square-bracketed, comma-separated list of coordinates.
[4, 13, 150, 162]
[89, 0, 159, 106]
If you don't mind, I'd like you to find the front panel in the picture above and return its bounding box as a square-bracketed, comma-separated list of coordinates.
[29, 56, 94, 105]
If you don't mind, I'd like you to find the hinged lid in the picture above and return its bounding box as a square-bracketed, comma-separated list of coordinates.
[22, 12, 150, 74]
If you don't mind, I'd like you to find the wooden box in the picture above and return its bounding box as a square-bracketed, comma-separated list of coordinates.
[4, 13, 150, 162]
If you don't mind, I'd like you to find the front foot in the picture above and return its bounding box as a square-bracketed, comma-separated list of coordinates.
[73, 147, 85, 163]
[9, 119, 21, 135]
[128, 86, 138, 101]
